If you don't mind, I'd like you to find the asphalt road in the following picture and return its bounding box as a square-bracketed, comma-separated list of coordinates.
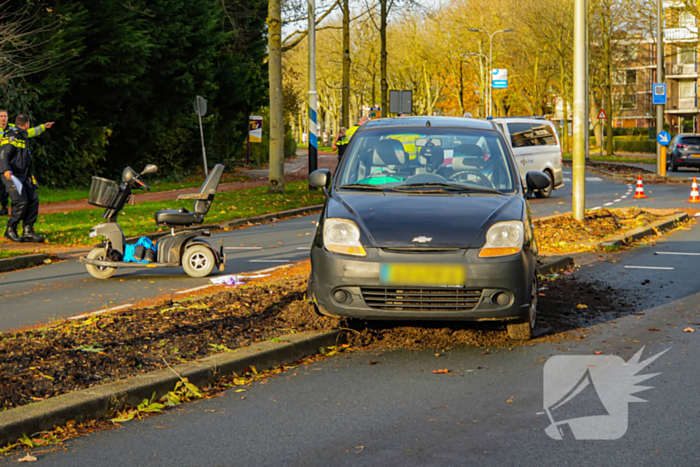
[14, 222, 700, 466]
[0, 167, 694, 332]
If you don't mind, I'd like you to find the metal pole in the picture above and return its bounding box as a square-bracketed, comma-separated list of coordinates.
[489, 34, 494, 117]
[572, 0, 586, 220]
[246, 121, 250, 166]
[197, 109, 208, 177]
[656, 0, 664, 174]
[584, 0, 590, 162]
[308, 0, 318, 184]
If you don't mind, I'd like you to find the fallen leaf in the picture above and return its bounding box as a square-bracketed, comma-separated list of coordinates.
[205, 409, 216, 412]
[18, 454, 37, 462]
[576, 304, 588, 309]
[594, 351, 602, 355]
[647, 328, 660, 332]
[432, 369, 451, 374]
[367, 360, 377, 365]
[684, 327, 695, 333]
[506, 396, 514, 403]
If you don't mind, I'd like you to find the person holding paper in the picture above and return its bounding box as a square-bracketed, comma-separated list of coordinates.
[0, 109, 53, 216]
[0, 114, 44, 242]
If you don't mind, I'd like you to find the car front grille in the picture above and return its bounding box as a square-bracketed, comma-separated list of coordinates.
[360, 287, 483, 311]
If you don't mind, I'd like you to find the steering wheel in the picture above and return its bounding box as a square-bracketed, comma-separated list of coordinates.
[450, 170, 492, 187]
[366, 168, 391, 178]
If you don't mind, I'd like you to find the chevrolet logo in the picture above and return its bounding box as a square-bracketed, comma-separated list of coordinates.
[412, 236, 432, 243]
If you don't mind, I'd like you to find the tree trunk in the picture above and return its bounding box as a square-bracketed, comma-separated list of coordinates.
[560, 56, 569, 153]
[342, 0, 351, 127]
[591, 94, 602, 149]
[267, 0, 285, 193]
[380, 0, 388, 117]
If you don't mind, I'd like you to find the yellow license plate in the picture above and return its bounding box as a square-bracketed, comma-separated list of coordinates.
[380, 263, 466, 287]
[692, 154, 700, 158]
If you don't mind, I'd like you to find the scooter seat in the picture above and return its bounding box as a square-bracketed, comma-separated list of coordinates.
[154, 209, 203, 226]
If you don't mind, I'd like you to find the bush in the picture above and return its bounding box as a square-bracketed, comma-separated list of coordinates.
[614, 139, 656, 153]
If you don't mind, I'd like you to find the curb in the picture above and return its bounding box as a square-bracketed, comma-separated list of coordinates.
[0, 330, 343, 447]
[598, 211, 689, 248]
[536, 255, 573, 275]
[0, 253, 50, 273]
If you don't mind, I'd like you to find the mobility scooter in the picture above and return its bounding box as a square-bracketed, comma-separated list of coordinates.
[79, 164, 226, 279]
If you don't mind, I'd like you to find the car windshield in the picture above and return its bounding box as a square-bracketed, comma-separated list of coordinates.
[681, 137, 700, 145]
[337, 127, 517, 193]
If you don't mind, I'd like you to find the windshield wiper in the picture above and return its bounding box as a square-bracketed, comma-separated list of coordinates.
[392, 182, 503, 195]
[338, 184, 386, 191]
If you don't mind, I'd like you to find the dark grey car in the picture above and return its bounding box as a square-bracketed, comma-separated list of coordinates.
[307, 117, 550, 340]
[668, 134, 700, 171]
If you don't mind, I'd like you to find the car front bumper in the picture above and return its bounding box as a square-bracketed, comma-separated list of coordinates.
[310, 246, 535, 321]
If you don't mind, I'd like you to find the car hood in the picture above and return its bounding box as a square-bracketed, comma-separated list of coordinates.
[325, 192, 524, 248]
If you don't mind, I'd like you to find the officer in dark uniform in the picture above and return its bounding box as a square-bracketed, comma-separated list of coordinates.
[0, 114, 44, 242]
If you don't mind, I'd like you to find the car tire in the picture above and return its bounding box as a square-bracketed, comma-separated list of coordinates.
[85, 247, 117, 280]
[670, 159, 678, 172]
[534, 172, 553, 198]
[507, 276, 537, 340]
[182, 245, 216, 278]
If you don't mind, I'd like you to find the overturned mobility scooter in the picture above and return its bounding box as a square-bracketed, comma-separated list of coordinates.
[79, 164, 226, 279]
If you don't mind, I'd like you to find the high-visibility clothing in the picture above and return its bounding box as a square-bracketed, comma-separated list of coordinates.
[0, 123, 46, 145]
[335, 125, 360, 148]
[386, 133, 421, 160]
[0, 127, 33, 175]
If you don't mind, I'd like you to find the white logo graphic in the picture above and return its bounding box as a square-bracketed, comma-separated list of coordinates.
[541, 347, 669, 440]
[412, 236, 432, 243]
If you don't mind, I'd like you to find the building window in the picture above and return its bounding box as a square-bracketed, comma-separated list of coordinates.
[679, 47, 696, 65]
[621, 95, 637, 110]
[626, 70, 637, 85]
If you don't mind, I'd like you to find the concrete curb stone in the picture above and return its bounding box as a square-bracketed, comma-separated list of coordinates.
[598, 211, 689, 248]
[0, 330, 343, 447]
[0, 254, 50, 273]
[536, 255, 573, 275]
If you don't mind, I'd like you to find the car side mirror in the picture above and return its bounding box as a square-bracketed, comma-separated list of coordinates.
[525, 171, 551, 197]
[309, 169, 332, 190]
[141, 164, 158, 175]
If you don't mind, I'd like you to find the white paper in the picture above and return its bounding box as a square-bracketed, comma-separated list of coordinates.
[209, 274, 271, 285]
[10, 175, 22, 195]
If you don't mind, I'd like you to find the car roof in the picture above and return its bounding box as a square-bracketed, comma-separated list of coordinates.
[361, 116, 495, 131]
[678, 134, 700, 137]
[492, 117, 554, 126]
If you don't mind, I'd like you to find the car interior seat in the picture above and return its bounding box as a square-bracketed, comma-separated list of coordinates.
[154, 164, 225, 227]
[359, 139, 408, 179]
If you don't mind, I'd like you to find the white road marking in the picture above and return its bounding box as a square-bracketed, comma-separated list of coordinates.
[624, 266, 674, 270]
[614, 199, 621, 202]
[225, 247, 262, 250]
[68, 304, 133, 321]
[563, 177, 604, 182]
[249, 259, 290, 263]
[296, 247, 312, 250]
[604, 202, 614, 206]
[590, 206, 602, 211]
[175, 284, 215, 294]
[621, 195, 628, 199]
[655, 251, 700, 256]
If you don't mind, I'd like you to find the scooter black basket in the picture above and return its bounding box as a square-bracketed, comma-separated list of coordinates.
[88, 176, 119, 208]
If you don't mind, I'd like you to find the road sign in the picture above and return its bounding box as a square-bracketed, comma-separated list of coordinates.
[653, 83, 667, 105]
[389, 90, 412, 115]
[492, 69, 508, 89]
[249, 116, 263, 143]
[193, 96, 207, 117]
[598, 109, 608, 120]
[657, 131, 671, 146]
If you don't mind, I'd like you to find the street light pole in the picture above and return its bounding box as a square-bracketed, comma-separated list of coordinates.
[572, 0, 586, 220]
[468, 29, 515, 117]
[656, 0, 664, 174]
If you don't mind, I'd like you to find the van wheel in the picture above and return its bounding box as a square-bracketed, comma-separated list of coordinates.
[535, 172, 553, 198]
[183, 245, 215, 278]
[85, 248, 117, 280]
[507, 276, 537, 340]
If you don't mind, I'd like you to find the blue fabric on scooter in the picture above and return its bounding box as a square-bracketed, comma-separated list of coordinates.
[123, 237, 158, 263]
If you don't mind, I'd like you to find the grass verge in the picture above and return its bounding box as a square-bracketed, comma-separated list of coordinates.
[0, 250, 33, 260]
[563, 152, 655, 163]
[36, 180, 325, 246]
[36, 174, 249, 205]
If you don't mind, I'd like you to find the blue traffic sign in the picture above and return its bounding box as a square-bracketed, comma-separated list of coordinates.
[657, 131, 671, 146]
[653, 83, 667, 105]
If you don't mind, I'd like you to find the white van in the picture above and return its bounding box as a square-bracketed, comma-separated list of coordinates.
[492, 118, 564, 198]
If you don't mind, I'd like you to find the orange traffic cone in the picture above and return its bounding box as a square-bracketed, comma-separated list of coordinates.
[688, 177, 700, 203]
[632, 175, 647, 199]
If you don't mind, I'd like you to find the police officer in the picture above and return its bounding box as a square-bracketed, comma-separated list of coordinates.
[0, 109, 53, 216]
[0, 114, 44, 242]
[332, 116, 369, 161]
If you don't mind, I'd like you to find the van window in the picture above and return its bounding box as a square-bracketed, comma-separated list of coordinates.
[530, 123, 558, 146]
[507, 123, 535, 147]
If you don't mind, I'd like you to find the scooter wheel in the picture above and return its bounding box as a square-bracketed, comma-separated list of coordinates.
[182, 245, 215, 278]
[86, 247, 117, 280]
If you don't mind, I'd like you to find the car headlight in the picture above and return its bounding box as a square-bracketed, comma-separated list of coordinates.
[479, 220, 524, 257]
[323, 218, 366, 257]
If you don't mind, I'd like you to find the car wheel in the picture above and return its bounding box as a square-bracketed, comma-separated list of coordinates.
[534, 172, 553, 198]
[670, 159, 678, 172]
[182, 245, 216, 278]
[85, 247, 117, 280]
[507, 276, 537, 340]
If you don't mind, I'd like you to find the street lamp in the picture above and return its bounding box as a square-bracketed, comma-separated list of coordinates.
[464, 52, 488, 117]
[467, 28, 516, 116]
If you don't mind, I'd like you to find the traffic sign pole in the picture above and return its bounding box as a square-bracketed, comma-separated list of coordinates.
[656, 0, 665, 175]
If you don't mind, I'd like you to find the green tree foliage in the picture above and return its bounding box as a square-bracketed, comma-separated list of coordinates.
[0, 0, 269, 187]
